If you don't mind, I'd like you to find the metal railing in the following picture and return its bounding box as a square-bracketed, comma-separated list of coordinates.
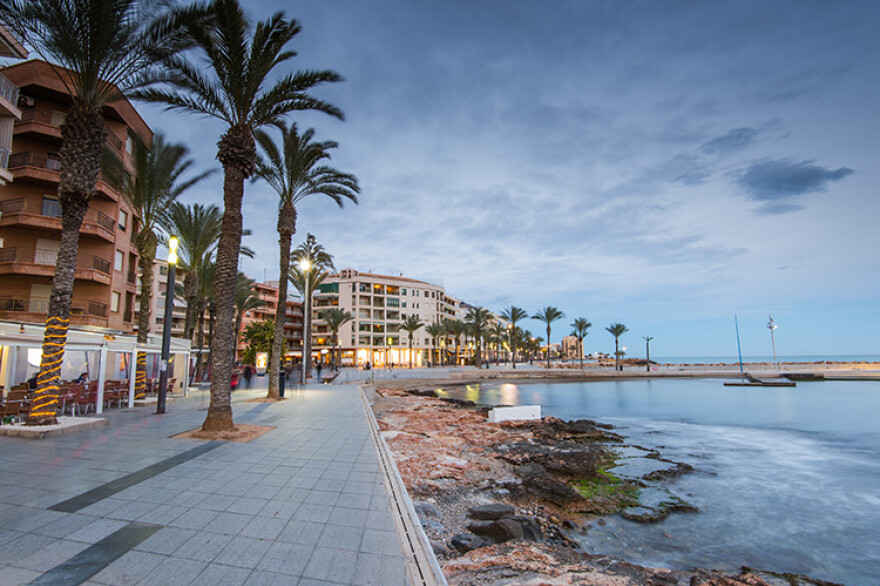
[8, 152, 61, 171]
[95, 210, 115, 231]
[88, 301, 108, 317]
[0, 146, 9, 171]
[0, 247, 16, 262]
[34, 248, 58, 264]
[86, 255, 112, 274]
[0, 296, 26, 312]
[0, 73, 19, 107]
[29, 297, 49, 313]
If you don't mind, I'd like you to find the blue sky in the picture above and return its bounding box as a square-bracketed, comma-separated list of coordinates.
[136, 0, 880, 358]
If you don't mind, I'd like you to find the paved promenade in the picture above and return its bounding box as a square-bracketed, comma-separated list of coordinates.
[0, 383, 410, 585]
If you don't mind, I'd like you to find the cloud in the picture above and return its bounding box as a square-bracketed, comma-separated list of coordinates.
[700, 127, 760, 154]
[735, 159, 854, 213]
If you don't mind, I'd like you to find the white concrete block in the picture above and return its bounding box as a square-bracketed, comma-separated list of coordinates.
[488, 405, 541, 423]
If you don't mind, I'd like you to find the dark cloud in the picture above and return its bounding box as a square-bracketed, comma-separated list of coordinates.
[735, 159, 854, 213]
[700, 127, 759, 154]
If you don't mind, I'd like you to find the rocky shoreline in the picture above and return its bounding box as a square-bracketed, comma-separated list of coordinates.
[373, 387, 842, 586]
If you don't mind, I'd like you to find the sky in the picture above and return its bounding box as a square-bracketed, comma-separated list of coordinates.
[133, 0, 880, 358]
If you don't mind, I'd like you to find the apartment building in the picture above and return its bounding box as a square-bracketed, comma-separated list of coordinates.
[312, 268, 462, 367]
[0, 60, 151, 331]
[235, 280, 304, 363]
[133, 258, 187, 340]
[561, 335, 581, 359]
[0, 24, 27, 187]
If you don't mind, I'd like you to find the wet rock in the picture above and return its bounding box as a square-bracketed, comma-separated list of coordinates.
[421, 518, 445, 533]
[467, 503, 515, 520]
[507, 515, 543, 541]
[430, 539, 452, 557]
[450, 532, 489, 553]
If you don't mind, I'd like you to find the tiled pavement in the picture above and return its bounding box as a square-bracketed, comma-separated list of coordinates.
[0, 384, 410, 585]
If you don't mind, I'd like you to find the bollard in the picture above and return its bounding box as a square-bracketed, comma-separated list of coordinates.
[279, 371, 286, 398]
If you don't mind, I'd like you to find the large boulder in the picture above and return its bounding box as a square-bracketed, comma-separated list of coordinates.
[467, 504, 516, 520]
[450, 532, 490, 553]
[467, 519, 524, 543]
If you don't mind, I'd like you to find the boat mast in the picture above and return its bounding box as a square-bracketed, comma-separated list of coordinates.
[735, 314, 744, 377]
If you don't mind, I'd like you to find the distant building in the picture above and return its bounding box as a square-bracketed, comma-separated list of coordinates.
[312, 268, 462, 367]
[0, 60, 151, 331]
[561, 335, 581, 359]
[235, 281, 303, 363]
[0, 24, 27, 187]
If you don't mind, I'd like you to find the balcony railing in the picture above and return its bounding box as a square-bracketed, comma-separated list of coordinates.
[0, 73, 19, 107]
[0, 146, 9, 172]
[95, 210, 115, 231]
[88, 301, 108, 317]
[34, 248, 58, 265]
[127, 269, 137, 284]
[0, 198, 121, 236]
[0, 296, 49, 313]
[8, 152, 61, 170]
[84, 255, 112, 274]
[0, 247, 15, 262]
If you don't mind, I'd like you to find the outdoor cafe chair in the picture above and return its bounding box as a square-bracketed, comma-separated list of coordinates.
[1, 389, 29, 425]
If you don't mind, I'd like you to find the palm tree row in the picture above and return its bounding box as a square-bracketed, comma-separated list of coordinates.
[4, 0, 351, 429]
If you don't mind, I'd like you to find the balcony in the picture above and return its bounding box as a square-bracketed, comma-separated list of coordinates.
[0, 295, 108, 327]
[0, 72, 20, 118]
[0, 246, 112, 284]
[7, 152, 121, 201]
[0, 197, 118, 242]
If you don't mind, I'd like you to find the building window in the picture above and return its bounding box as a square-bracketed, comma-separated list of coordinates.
[114, 250, 124, 271]
[41, 195, 61, 218]
[402, 289, 407, 295]
[160, 265, 168, 275]
[111, 292, 120, 313]
[402, 302, 406, 308]
[126, 133, 134, 154]
[118, 209, 128, 230]
[51, 110, 66, 126]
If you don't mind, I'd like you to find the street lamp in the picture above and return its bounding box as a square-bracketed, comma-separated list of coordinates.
[157, 236, 178, 414]
[299, 258, 311, 384]
[643, 336, 653, 372]
[507, 323, 514, 368]
[767, 314, 779, 372]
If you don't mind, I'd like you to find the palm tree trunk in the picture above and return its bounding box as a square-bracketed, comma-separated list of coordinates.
[135, 229, 158, 398]
[268, 207, 295, 399]
[546, 326, 552, 369]
[195, 299, 206, 381]
[475, 336, 482, 369]
[579, 339, 584, 369]
[615, 338, 619, 372]
[28, 102, 104, 426]
[183, 272, 197, 341]
[204, 125, 254, 432]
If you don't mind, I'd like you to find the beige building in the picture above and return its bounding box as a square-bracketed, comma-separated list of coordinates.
[235, 280, 304, 363]
[561, 335, 581, 359]
[312, 268, 462, 367]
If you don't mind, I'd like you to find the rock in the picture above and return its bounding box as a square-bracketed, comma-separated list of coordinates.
[467, 503, 515, 520]
[421, 518, 445, 533]
[430, 539, 452, 557]
[507, 515, 543, 541]
[414, 501, 441, 518]
[467, 519, 523, 543]
[450, 532, 489, 553]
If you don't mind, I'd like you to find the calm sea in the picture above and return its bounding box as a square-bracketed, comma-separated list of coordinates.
[438, 378, 880, 585]
[650, 354, 878, 364]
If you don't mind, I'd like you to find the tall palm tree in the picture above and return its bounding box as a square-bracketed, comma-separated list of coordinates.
[424, 322, 444, 367]
[489, 322, 507, 364]
[499, 306, 528, 369]
[323, 308, 353, 369]
[400, 315, 424, 369]
[465, 307, 492, 369]
[570, 317, 593, 369]
[606, 323, 629, 372]
[1, 0, 190, 425]
[194, 261, 215, 382]
[445, 319, 466, 367]
[233, 273, 264, 349]
[254, 123, 358, 398]
[122, 135, 213, 396]
[290, 235, 335, 383]
[532, 306, 565, 369]
[135, 0, 344, 431]
[164, 203, 223, 340]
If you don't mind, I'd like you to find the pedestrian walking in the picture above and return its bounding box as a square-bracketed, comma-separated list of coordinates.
[316, 362, 323, 382]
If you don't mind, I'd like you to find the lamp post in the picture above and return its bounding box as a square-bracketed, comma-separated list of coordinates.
[643, 336, 653, 372]
[157, 236, 178, 414]
[299, 259, 311, 384]
[767, 315, 779, 372]
[507, 323, 513, 367]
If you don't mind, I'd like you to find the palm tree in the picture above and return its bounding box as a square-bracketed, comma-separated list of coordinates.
[570, 318, 593, 369]
[134, 0, 344, 431]
[323, 308, 353, 369]
[606, 323, 629, 372]
[1, 0, 190, 425]
[424, 322, 444, 367]
[254, 123, 358, 398]
[233, 273, 264, 350]
[445, 319, 466, 366]
[290, 235, 335, 382]
[488, 322, 507, 364]
[400, 315, 424, 368]
[164, 203, 223, 340]
[121, 135, 212, 395]
[499, 306, 528, 368]
[532, 306, 565, 369]
[193, 261, 215, 382]
[465, 307, 492, 369]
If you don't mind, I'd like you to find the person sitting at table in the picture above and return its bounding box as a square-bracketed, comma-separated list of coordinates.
[74, 372, 88, 384]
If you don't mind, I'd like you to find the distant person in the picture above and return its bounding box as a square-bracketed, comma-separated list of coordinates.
[74, 372, 88, 384]
[231, 368, 239, 391]
[364, 361, 371, 371]
[243, 364, 253, 389]
[316, 362, 323, 382]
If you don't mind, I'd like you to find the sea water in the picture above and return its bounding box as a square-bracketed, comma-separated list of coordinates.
[438, 379, 880, 585]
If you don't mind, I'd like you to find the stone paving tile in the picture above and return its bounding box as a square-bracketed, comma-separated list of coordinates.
[238, 516, 287, 540]
[0, 564, 41, 585]
[256, 541, 314, 576]
[133, 556, 207, 586]
[13, 538, 91, 572]
[215, 536, 273, 569]
[0, 533, 58, 565]
[90, 550, 165, 585]
[277, 520, 325, 546]
[190, 563, 252, 586]
[174, 531, 234, 562]
[317, 524, 364, 552]
[66, 518, 132, 544]
[301, 547, 359, 583]
[133, 526, 198, 555]
[244, 569, 300, 586]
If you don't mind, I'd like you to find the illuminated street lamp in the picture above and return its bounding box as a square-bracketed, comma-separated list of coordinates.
[767, 315, 779, 372]
[299, 258, 311, 384]
[157, 236, 178, 414]
[643, 336, 653, 372]
[507, 323, 513, 367]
